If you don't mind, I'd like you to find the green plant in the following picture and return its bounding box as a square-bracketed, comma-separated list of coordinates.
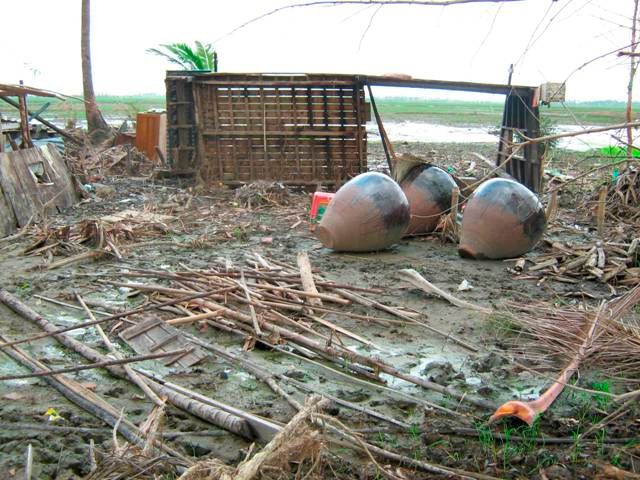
[475, 422, 494, 454]
[595, 429, 607, 457]
[147, 41, 218, 71]
[486, 312, 521, 337]
[570, 429, 582, 463]
[233, 226, 247, 241]
[538, 115, 559, 157]
[591, 380, 612, 410]
[407, 423, 421, 439]
[611, 452, 622, 467]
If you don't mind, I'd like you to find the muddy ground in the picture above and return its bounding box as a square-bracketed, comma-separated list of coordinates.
[0, 141, 637, 479]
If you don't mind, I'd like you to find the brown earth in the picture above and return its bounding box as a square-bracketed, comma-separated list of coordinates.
[0, 141, 637, 479]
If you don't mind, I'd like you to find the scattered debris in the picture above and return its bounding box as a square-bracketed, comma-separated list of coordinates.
[234, 181, 290, 209]
[65, 135, 153, 182]
[516, 237, 640, 288]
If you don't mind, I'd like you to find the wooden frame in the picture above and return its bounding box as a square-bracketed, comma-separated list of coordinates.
[166, 73, 368, 185]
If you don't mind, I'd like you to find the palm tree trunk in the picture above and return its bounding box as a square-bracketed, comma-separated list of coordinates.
[81, 0, 109, 135]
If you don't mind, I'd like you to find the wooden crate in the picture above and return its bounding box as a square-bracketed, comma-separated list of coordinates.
[166, 73, 367, 185]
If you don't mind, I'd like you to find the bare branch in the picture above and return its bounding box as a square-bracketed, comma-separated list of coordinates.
[619, 50, 640, 57]
[219, 0, 527, 40]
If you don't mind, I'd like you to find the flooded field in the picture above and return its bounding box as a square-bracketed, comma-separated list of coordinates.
[367, 121, 622, 151]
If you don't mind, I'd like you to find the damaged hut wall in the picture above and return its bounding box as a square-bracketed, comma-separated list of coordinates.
[166, 74, 197, 174]
[0, 143, 78, 237]
[497, 90, 541, 193]
[167, 73, 368, 185]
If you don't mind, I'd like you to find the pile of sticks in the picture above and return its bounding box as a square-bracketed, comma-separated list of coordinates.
[234, 181, 291, 209]
[515, 238, 640, 288]
[21, 210, 181, 269]
[103, 252, 494, 411]
[65, 133, 152, 181]
[603, 167, 640, 221]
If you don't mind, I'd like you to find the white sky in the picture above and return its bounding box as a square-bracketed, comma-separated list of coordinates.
[3, 0, 637, 101]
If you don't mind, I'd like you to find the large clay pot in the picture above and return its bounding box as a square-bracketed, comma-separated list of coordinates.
[400, 165, 457, 235]
[458, 178, 546, 260]
[316, 172, 410, 252]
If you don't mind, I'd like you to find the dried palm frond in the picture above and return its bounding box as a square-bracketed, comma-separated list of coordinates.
[86, 404, 182, 480]
[502, 284, 640, 383]
[234, 181, 290, 209]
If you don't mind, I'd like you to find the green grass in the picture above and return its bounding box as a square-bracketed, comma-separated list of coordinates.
[0, 94, 166, 123]
[0, 94, 635, 128]
[374, 98, 635, 126]
[374, 98, 505, 125]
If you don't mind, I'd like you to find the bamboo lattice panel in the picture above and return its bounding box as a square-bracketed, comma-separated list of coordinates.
[190, 74, 367, 185]
[166, 74, 197, 174]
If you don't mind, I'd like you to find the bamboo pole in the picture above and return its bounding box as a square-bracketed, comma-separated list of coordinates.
[596, 185, 608, 236]
[398, 269, 493, 315]
[297, 251, 323, 309]
[0, 286, 236, 349]
[0, 349, 185, 381]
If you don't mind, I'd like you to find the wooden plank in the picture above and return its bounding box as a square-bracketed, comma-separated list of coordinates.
[0, 149, 42, 226]
[191, 84, 209, 184]
[0, 182, 17, 237]
[202, 128, 358, 137]
[40, 144, 78, 209]
[120, 319, 207, 369]
[121, 318, 164, 340]
[213, 96, 358, 106]
[12, 148, 59, 216]
[199, 80, 357, 87]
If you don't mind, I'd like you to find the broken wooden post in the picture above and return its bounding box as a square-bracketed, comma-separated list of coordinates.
[0, 115, 4, 153]
[596, 185, 608, 235]
[365, 82, 396, 174]
[297, 251, 322, 309]
[450, 186, 460, 238]
[17, 82, 32, 149]
[546, 190, 558, 223]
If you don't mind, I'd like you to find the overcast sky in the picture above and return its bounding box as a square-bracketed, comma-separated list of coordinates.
[3, 0, 637, 101]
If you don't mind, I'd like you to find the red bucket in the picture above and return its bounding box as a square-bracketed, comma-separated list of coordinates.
[310, 192, 335, 224]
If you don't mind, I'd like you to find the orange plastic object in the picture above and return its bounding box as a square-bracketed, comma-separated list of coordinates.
[310, 192, 335, 222]
[316, 172, 410, 252]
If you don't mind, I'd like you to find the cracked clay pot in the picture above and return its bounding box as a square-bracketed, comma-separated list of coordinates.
[458, 178, 546, 260]
[316, 172, 410, 252]
[400, 164, 457, 235]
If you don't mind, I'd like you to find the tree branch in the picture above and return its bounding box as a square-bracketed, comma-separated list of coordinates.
[220, 0, 526, 40]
